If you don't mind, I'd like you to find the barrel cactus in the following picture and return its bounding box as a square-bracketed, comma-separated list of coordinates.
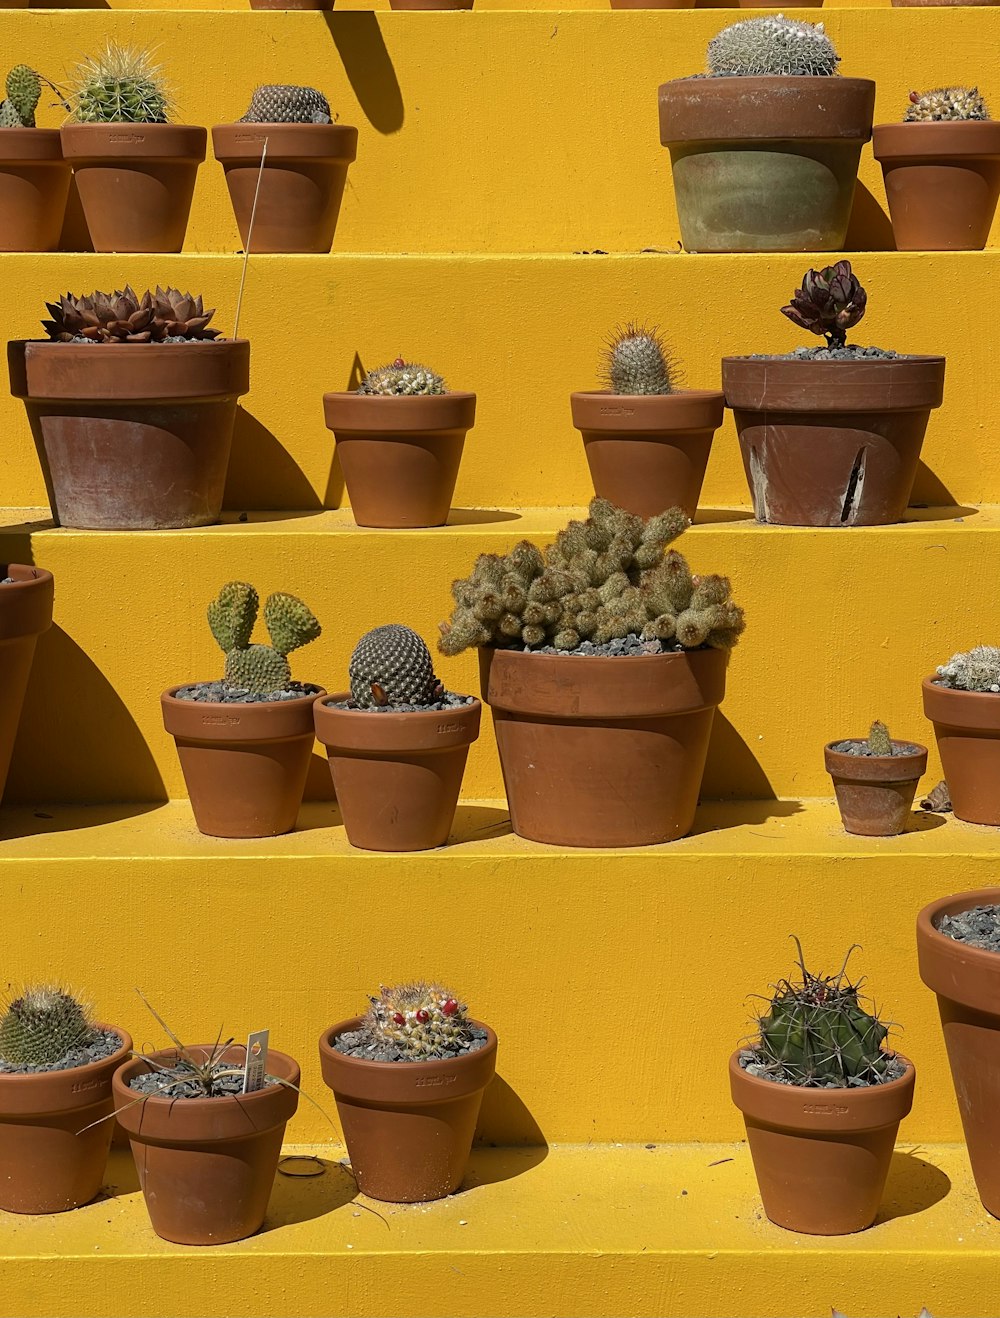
[366, 983, 474, 1060]
[349, 624, 442, 709]
[208, 581, 321, 695]
[68, 43, 171, 124]
[601, 323, 677, 396]
[781, 261, 867, 350]
[905, 87, 990, 123]
[239, 85, 332, 125]
[935, 645, 1000, 694]
[707, 16, 839, 78]
[0, 65, 42, 128]
[358, 359, 446, 396]
[0, 987, 95, 1067]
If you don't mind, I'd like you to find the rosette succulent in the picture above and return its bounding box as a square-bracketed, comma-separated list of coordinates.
[781, 261, 867, 350]
[42, 287, 221, 344]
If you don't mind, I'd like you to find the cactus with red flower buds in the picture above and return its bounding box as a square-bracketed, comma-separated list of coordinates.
[781, 261, 867, 350]
[365, 983, 473, 1059]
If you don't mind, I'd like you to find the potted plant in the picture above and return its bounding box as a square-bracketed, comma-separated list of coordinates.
[0, 985, 131, 1214]
[874, 87, 1000, 252]
[571, 323, 724, 522]
[825, 719, 928, 837]
[658, 18, 874, 253]
[917, 892, 1000, 1218]
[113, 1000, 299, 1244]
[319, 983, 496, 1202]
[723, 262, 946, 527]
[213, 85, 357, 254]
[324, 358, 476, 528]
[922, 646, 1000, 825]
[8, 286, 249, 530]
[60, 43, 206, 254]
[731, 943, 915, 1235]
[0, 65, 71, 253]
[162, 582, 323, 838]
[314, 624, 480, 851]
[439, 498, 744, 848]
[0, 564, 53, 804]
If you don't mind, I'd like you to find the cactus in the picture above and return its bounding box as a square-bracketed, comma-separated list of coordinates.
[905, 87, 990, 123]
[207, 581, 321, 695]
[935, 645, 1000, 694]
[349, 624, 442, 709]
[707, 16, 839, 78]
[781, 260, 867, 350]
[42, 287, 220, 343]
[239, 85, 332, 124]
[601, 323, 677, 396]
[366, 983, 474, 1060]
[439, 498, 745, 655]
[358, 358, 446, 397]
[0, 986, 94, 1066]
[68, 43, 171, 124]
[866, 720, 893, 756]
[0, 64, 42, 128]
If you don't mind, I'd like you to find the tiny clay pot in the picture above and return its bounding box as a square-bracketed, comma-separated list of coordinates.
[0, 129, 72, 252]
[824, 740, 928, 836]
[922, 679, 1000, 826]
[0, 565, 54, 804]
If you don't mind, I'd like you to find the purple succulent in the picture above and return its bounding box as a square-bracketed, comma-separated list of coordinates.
[781, 261, 867, 349]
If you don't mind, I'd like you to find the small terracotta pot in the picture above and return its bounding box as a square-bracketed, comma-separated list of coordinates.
[212, 123, 357, 254]
[9, 339, 250, 530]
[730, 1051, 915, 1235]
[319, 1017, 496, 1202]
[570, 390, 724, 521]
[873, 122, 1000, 253]
[481, 645, 726, 848]
[723, 356, 946, 527]
[824, 740, 928, 837]
[0, 1026, 131, 1214]
[114, 1046, 299, 1244]
[0, 129, 72, 253]
[162, 686, 323, 838]
[922, 678, 1000, 826]
[658, 78, 875, 253]
[0, 565, 53, 804]
[323, 393, 476, 528]
[60, 124, 206, 254]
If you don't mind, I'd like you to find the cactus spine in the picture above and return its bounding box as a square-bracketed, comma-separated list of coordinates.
[207, 581, 321, 695]
[0, 987, 94, 1066]
[366, 983, 473, 1059]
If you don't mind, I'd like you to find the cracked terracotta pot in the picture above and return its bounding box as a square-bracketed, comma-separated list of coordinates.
[319, 1017, 497, 1202]
[824, 740, 927, 836]
[0, 129, 72, 253]
[571, 390, 724, 521]
[0, 1025, 131, 1213]
[922, 679, 1000, 825]
[722, 356, 946, 526]
[730, 1051, 915, 1234]
[0, 565, 53, 804]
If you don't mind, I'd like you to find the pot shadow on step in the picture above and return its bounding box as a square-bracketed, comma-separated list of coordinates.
[226, 408, 332, 513]
[322, 14, 404, 137]
[873, 1151, 951, 1224]
[844, 182, 895, 253]
[698, 711, 797, 808]
[56, 177, 95, 252]
[907, 463, 973, 519]
[694, 509, 755, 526]
[450, 802, 513, 844]
[462, 1075, 549, 1189]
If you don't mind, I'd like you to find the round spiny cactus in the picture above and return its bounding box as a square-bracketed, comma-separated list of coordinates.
[349, 624, 441, 708]
[601, 323, 677, 396]
[69, 43, 171, 125]
[366, 983, 473, 1060]
[707, 16, 839, 78]
[239, 84, 332, 125]
[936, 645, 1000, 694]
[0, 986, 94, 1067]
[358, 359, 446, 397]
[905, 86, 990, 123]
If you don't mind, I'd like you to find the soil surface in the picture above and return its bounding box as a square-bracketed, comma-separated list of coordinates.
[739, 1047, 906, 1088]
[175, 680, 321, 704]
[128, 1067, 282, 1099]
[747, 345, 901, 361]
[937, 904, 1000, 952]
[334, 1023, 489, 1063]
[330, 692, 476, 714]
[0, 1028, 123, 1074]
[830, 739, 922, 757]
[510, 634, 691, 658]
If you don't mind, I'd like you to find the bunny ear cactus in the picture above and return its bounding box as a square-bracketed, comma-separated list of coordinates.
[601, 323, 677, 396]
[0, 986, 94, 1066]
[781, 260, 867, 350]
[208, 581, 321, 695]
[0, 65, 42, 127]
[366, 983, 473, 1060]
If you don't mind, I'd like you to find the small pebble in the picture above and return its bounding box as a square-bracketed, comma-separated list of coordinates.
[830, 739, 921, 758]
[938, 904, 1000, 953]
[330, 692, 476, 715]
[174, 680, 321, 705]
[512, 633, 678, 659]
[334, 1024, 489, 1063]
[747, 345, 901, 362]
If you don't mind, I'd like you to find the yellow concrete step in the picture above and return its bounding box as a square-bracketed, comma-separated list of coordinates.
[0, 797, 994, 1145]
[0, 1141, 983, 1316]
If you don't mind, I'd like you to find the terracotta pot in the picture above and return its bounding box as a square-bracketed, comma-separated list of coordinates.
[0, 129, 72, 253]
[0, 1026, 131, 1214]
[722, 356, 946, 527]
[212, 123, 357, 254]
[922, 678, 1000, 826]
[60, 124, 206, 254]
[162, 686, 323, 838]
[658, 77, 875, 253]
[319, 1017, 496, 1202]
[481, 645, 727, 847]
[9, 339, 250, 530]
[730, 1051, 915, 1234]
[873, 122, 1000, 253]
[0, 565, 53, 803]
[389, 0, 473, 8]
[570, 390, 724, 521]
[323, 392, 476, 528]
[824, 740, 927, 837]
[114, 1045, 299, 1244]
[313, 693, 480, 851]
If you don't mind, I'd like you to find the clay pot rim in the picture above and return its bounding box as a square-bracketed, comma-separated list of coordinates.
[723, 353, 945, 368]
[570, 389, 725, 429]
[59, 122, 208, 162]
[113, 1044, 300, 1113]
[0, 127, 66, 161]
[917, 888, 1000, 965]
[658, 76, 876, 146]
[824, 740, 928, 776]
[0, 565, 53, 592]
[20, 338, 250, 351]
[874, 120, 1000, 161]
[0, 1025, 131, 1092]
[319, 1016, 498, 1076]
[729, 1048, 915, 1101]
[922, 676, 1000, 729]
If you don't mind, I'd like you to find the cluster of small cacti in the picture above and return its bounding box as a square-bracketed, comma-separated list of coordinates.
[905, 87, 990, 123]
[781, 261, 867, 350]
[707, 16, 839, 79]
[601, 324, 677, 397]
[349, 624, 442, 709]
[68, 43, 171, 124]
[239, 85, 332, 125]
[366, 983, 474, 1060]
[0, 65, 41, 128]
[0, 986, 94, 1067]
[358, 359, 447, 397]
[42, 288, 220, 344]
[439, 498, 744, 655]
[208, 581, 322, 695]
[935, 645, 1000, 694]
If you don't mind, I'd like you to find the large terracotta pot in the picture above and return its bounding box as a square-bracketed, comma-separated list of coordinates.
[922, 678, 1000, 825]
[824, 740, 927, 837]
[212, 123, 357, 254]
[114, 1045, 299, 1244]
[162, 686, 323, 838]
[319, 1017, 496, 1202]
[0, 1026, 131, 1214]
[722, 356, 946, 527]
[9, 339, 250, 530]
[314, 693, 480, 851]
[873, 122, 1000, 252]
[60, 124, 206, 254]
[480, 645, 727, 847]
[323, 392, 476, 528]
[917, 889, 1000, 1216]
[658, 78, 875, 253]
[0, 565, 53, 803]
[730, 1051, 915, 1234]
[570, 390, 724, 521]
[0, 129, 72, 253]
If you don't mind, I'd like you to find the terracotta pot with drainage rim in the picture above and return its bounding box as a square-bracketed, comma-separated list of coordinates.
[0, 129, 72, 252]
[824, 739, 927, 836]
[0, 565, 53, 804]
[922, 679, 1000, 825]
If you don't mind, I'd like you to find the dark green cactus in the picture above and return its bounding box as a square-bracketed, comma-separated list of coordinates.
[69, 43, 171, 124]
[239, 84, 332, 124]
[349, 624, 441, 708]
[0, 986, 94, 1066]
[867, 720, 893, 756]
[366, 983, 474, 1060]
[207, 581, 321, 695]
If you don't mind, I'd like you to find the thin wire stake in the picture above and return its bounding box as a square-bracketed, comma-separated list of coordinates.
[234, 137, 268, 340]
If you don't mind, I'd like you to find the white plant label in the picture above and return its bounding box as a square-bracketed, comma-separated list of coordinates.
[243, 1029, 269, 1094]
